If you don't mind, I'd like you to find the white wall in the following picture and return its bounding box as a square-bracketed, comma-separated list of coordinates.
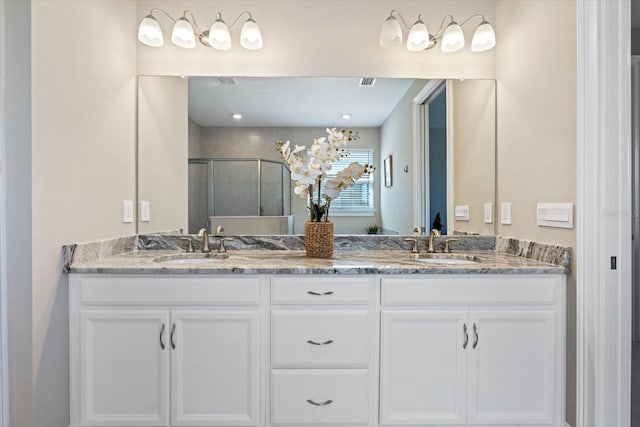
[3, 1, 33, 425]
[31, 2, 138, 426]
[380, 80, 427, 234]
[137, 0, 496, 79]
[451, 79, 496, 235]
[495, 1, 576, 424]
[138, 76, 188, 233]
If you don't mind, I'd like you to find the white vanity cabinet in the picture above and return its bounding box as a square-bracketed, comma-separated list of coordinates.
[69, 275, 262, 427]
[268, 276, 376, 427]
[379, 275, 565, 427]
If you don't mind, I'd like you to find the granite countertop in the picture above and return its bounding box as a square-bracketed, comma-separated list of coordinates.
[68, 248, 567, 275]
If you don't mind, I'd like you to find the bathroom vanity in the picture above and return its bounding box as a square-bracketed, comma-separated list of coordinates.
[67, 238, 568, 427]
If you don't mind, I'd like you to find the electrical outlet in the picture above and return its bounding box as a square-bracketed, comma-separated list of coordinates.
[140, 201, 150, 222]
[122, 200, 133, 223]
[501, 202, 512, 225]
[484, 203, 493, 223]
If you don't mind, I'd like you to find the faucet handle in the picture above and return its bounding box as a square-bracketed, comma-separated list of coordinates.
[179, 238, 194, 253]
[404, 238, 419, 254]
[218, 237, 234, 253]
[444, 238, 459, 253]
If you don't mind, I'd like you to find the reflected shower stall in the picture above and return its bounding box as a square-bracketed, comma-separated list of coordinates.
[188, 158, 292, 234]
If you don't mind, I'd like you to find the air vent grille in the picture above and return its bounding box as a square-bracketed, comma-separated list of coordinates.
[212, 77, 238, 86]
[359, 77, 376, 87]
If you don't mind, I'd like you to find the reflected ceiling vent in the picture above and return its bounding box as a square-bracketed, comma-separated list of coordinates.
[212, 77, 238, 86]
[359, 77, 376, 87]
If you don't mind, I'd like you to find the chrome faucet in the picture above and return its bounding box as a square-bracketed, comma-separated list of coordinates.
[197, 228, 211, 253]
[427, 228, 441, 253]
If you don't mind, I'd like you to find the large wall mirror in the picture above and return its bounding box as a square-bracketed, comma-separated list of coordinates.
[137, 76, 495, 236]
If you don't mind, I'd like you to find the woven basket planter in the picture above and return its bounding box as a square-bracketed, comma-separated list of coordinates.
[304, 221, 334, 258]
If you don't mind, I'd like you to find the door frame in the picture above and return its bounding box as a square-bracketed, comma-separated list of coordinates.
[412, 79, 449, 232]
[576, 0, 632, 426]
[0, 0, 8, 425]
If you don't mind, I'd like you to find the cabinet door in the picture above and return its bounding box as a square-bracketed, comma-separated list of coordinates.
[170, 310, 259, 426]
[380, 310, 468, 425]
[468, 310, 556, 425]
[80, 310, 170, 426]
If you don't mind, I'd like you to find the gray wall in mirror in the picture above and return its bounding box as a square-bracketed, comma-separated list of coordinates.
[137, 76, 496, 236]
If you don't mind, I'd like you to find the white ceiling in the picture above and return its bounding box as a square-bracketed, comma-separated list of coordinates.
[187, 76, 418, 128]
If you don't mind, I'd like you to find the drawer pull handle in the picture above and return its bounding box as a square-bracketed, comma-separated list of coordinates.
[170, 323, 176, 350]
[473, 323, 479, 349]
[462, 323, 468, 349]
[307, 339, 334, 346]
[159, 323, 166, 350]
[306, 399, 333, 406]
[307, 291, 334, 296]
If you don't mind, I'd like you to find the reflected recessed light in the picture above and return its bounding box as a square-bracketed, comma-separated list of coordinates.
[232, 113, 243, 119]
[341, 113, 352, 120]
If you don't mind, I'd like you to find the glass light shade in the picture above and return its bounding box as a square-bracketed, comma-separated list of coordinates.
[209, 19, 231, 50]
[138, 15, 164, 47]
[441, 22, 465, 53]
[379, 16, 402, 47]
[406, 20, 430, 52]
[240, 19, 263, 50]
[471, 21, 496, 52]
[171, 17, 196, 49]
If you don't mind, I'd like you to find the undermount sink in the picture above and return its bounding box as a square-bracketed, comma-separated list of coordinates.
[410, 253, 481, 265]
[153, 253, 229, 265]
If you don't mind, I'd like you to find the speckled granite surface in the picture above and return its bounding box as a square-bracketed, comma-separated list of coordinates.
[495, 236, 572, 270]
[138, 233, 496, 253]
[64, 234, 570, 275]
[67, 249, 566, 275]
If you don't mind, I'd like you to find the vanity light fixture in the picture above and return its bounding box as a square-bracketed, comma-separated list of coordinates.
[137, 9, 263, 51]
[379, 11, 495, 53]
[341, 113, 352, 120]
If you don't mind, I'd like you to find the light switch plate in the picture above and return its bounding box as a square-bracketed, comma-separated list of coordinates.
[140, 201, 150, 222]
[484, 203, 493, 224]
[537, 202, 574, 228]
[501, 202, 512, 225]
[455, 205, 470, 221]
[122, 200, 133, 223]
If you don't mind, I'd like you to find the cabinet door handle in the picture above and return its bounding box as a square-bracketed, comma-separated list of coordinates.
[307, 291, 334, 296]
[159, 323, 166, 350]
[170, 323, 176, 350]
[473, 323, 479, 349]
[307, 339, 334, 346]
[306, 399, 333, 406]
[462, 323, 468, 349]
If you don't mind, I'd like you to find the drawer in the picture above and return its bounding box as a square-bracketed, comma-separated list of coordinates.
[271, 276, 371, 305]
[75, 275, 261, 306]
[381, 275, 561, 306]
[271, 369, 369, 426]
[271, 310, 371, 367]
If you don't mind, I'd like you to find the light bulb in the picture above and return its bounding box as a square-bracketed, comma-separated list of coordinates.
[240, 18, 263, 50]
[138, 15, 164, 47]
[471, 21, 496, 52]
[406, 19, 430, 52]
[379, 15, 402, 47]
[171, 17, 196, 49]
[441, 21, 465, 53]
[209, 18, 231, 50]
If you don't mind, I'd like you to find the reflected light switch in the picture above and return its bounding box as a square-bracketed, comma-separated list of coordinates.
[484, 203, 492, 224]
[141, 201, 150, 222]
[501, 202, 512, 225]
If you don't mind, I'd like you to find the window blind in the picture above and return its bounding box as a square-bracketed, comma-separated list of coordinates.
[323, 149, 374, 213]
